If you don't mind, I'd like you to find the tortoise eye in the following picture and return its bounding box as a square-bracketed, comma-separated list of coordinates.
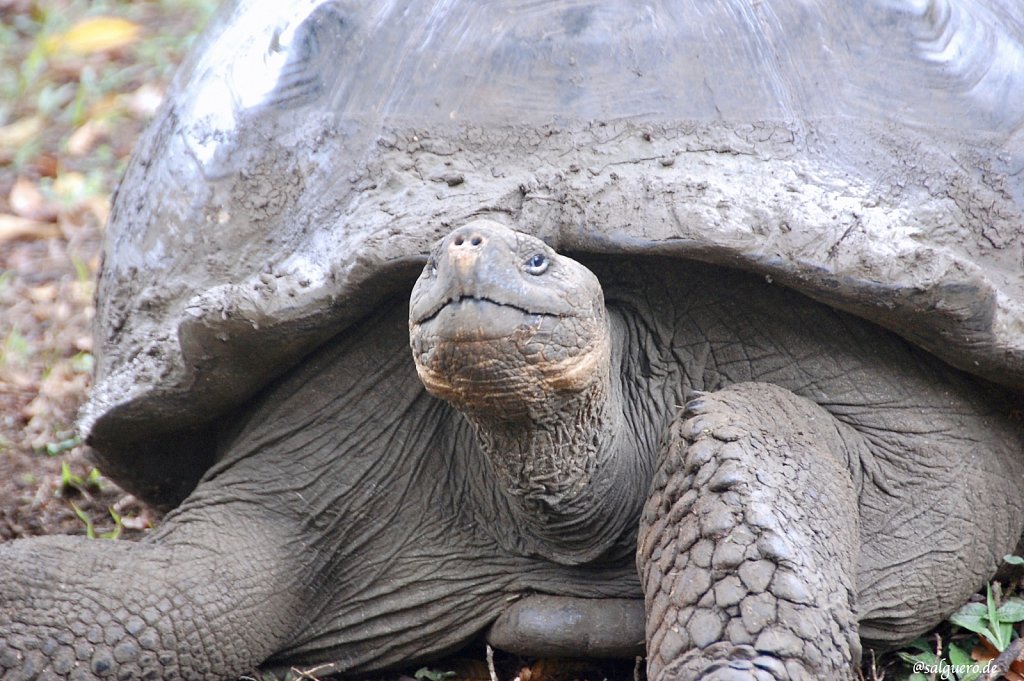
[524, 253, 549, 275]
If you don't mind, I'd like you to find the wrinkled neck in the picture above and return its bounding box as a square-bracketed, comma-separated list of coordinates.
[463, 335, 644, 565]
[470, 379, 613, 505]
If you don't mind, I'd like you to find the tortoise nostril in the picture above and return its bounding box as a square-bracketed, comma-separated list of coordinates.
[451, 233, 484, 248]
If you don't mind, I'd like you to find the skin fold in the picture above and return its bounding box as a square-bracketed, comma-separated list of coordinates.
[410, 221, 1024, 679]
[1, 220, 1021, 679]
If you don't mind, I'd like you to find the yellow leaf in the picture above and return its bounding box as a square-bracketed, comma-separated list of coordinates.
[48, 17, 141, 55]
[52, 172, 88, 204]
[0, 116, 43, 151]
[0, 215, 61, 243]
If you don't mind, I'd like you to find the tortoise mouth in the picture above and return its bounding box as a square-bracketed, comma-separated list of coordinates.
[411, 295, 563, 342]
[413, 294, 562, 325]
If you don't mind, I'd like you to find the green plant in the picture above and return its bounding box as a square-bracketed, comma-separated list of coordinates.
[70, 351, 94, 373]
[48, 435, 83, 457]
[895, 573, 1024, 681]
[1, 326, 32, 367]
[898, 637, 983, 681]
[71, 503, 122, 540]
[950, 583, 1024, 653]
[414, 668, 456, 681]
[58, 459, 101, 494]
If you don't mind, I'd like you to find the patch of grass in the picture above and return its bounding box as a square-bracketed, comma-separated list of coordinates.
[58, 458, 99, 491]
[71, 502, 122, 540]
[1, 327, 32, 368]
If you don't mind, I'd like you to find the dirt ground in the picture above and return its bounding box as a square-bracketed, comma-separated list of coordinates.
[0, 1, 200, 540]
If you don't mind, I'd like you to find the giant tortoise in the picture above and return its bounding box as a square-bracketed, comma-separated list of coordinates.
[2, 1, 1024, 679]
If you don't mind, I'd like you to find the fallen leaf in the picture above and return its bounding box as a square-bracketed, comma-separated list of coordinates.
[9, 177, 58, 222]
[0, 116, 43, 151]
[27, 284, 58, 303]
[52, 172, 88, 205]
[0, 215, 61, 242]
[32, 154, 60, 178]
[66, 119, 108, 156]
[47, 17, 141, 55]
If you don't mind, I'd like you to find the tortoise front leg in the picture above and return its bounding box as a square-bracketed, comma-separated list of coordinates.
[639, 383, 862, 680]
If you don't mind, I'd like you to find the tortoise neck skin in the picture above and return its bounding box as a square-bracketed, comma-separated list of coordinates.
[409, 220, 647, 564]
[457, 325, 647, 564]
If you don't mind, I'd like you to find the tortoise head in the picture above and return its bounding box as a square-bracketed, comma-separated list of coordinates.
[409, 220, 609, 422]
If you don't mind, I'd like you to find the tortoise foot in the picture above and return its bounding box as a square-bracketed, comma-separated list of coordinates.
[639, 383, 862, 681]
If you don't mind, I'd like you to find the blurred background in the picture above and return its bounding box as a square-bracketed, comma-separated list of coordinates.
[0, 0, 218, 541]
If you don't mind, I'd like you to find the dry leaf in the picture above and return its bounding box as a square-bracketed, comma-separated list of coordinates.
[66, 119, 107, 156]
[0, 116, 42, 151]
[0, 214, 61, 242]
[47, 17, 141, 55]
[52, 172, 88, 205]
[32, 154, 60, 178]
[27, 284, 58, 304]
[9, 177, 58, 221]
